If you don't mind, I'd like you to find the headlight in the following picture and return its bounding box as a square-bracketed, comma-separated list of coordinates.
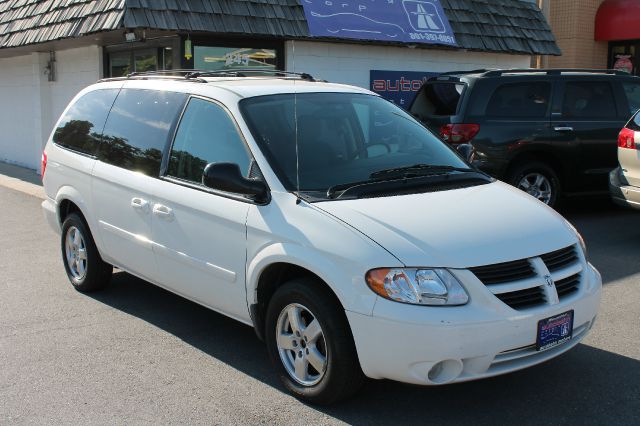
[564, 220, 588, 260]
[365, 268, 469, 306]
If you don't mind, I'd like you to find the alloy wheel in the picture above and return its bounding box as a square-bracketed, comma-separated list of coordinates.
[276, 303, 328, 386]
[65, 226, 88, 280]
[517, 172, 553, 204]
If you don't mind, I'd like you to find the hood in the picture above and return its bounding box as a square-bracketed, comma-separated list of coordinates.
[316, 181, 576, 268]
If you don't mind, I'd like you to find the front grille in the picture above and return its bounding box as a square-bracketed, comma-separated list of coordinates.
[555, 273, 581, 297]
[495, 286, 546, 309]
[469, 259, 535, 285]
[541, 245, 578, 271]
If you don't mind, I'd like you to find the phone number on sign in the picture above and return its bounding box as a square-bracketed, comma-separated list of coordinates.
[409, 33, 456, 44]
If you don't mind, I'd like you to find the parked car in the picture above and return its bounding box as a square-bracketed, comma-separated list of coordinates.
[610, 110, 640, 209]
[42, 70, 601, 404]
[409, 68, 640, 208]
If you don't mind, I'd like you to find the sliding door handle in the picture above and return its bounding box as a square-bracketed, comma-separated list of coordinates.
[152, 204, 174, 221]
[130, 197, 149, 212]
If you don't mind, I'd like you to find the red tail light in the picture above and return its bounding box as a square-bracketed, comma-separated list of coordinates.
[41, 151, 47, 180]
[440, 124, 480, 144]
[618, 127, 636, 149]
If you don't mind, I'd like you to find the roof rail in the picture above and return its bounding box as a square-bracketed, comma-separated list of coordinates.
[437, 69, 497, 76]
[99, 70, 208, 83]
[124, 68, 316, 81]
[481, 68, 629, 77]
[184, 68, 316, 81]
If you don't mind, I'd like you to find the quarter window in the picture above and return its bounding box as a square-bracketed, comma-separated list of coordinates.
[99, 89, 187, 176]
[561, 82, 617, 118]
[53, 89, 119, 155]
[485, 82, 551, 118]
[622, 82, 640, 115]
[167, 98, 252, 185]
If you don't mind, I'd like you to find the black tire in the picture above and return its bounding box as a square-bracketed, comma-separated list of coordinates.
[265, 278, 365, 405]
[61, 213, 112, 292]
[508, 161, 561, 208]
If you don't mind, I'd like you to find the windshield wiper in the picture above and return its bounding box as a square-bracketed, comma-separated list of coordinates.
[369, 164, 475, 179]
[326, 165, 486, 199]
[326, 177, 389, 199]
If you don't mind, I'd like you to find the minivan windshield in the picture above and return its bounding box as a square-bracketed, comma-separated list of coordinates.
[240, 92, 474, 197]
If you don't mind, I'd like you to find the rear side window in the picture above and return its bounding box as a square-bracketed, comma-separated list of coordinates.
[627, 111, 640, 131]
[411, 83, 464, 117]
[167, 97, 252, 184]
[562, 82, 616, 118]
[53, 89, 119, 155]
[99, 89, 187, 176]
[622, 82, 640, 116]
[485, 82, 550, 118]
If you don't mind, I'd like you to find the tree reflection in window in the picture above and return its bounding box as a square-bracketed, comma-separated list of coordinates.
[98, 89, 187, 176]
[99, 134, 164, 177]
[52, 89, 119, 155]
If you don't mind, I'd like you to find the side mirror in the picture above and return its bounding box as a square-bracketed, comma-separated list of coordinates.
[455, 143, 473, 161]
[202, 162, 268, 203]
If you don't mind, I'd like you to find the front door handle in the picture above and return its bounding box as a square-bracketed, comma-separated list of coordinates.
[554, 126, 574, 132]
[130, 197, 149, 212]
[152, 204, 174, 221]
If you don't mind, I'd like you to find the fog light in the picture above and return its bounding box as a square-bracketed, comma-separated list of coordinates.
[427, 359, 463, 384]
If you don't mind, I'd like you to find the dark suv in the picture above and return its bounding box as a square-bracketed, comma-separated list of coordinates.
[409, 69, 640, 207]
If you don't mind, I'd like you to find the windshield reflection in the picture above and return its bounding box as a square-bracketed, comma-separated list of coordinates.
[240, 93, 468, 193]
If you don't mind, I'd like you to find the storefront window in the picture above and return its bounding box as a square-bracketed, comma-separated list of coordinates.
[194, 46, 277, 71]
[134, 50, 158, 73]
[108, 44, 177, 77]
[609, 41, 638, 75]
[110, 51, 132, 77]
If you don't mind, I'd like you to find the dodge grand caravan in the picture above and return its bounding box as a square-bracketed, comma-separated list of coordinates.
[42, 70, 601, 404]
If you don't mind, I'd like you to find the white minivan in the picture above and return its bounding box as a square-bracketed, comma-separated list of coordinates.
[610, 111, 640, 209]
[42, 71, 601, 404]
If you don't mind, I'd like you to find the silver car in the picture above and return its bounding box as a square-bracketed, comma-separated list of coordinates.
[610, 111, 640, 209]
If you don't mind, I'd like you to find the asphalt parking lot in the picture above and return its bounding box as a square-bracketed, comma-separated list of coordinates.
[1, 184, 639, 425]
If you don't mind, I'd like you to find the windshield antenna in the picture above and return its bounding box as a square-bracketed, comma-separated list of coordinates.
[292, 40, 301, 204]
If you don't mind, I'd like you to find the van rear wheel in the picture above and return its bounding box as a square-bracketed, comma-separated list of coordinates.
[61, 213, 112, 292]
[508, 161, 560, 208]
[265, 278, 364, 404]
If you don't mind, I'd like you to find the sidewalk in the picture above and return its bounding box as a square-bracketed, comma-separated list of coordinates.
[0, 161, 45, 199]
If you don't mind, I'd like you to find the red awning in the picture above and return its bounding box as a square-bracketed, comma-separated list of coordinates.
[595, 0, 640, 41]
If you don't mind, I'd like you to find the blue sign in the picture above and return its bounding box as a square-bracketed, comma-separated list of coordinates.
[301, 0, 456, 47]
[370, 70, 439, 108]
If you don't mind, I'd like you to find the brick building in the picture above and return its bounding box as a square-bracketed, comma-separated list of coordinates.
[544, 0, 640, 73]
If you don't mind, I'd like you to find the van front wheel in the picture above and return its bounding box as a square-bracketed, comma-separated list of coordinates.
[265, 278, 364, 404]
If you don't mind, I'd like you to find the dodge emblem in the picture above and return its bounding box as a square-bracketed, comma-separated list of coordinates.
[544, 274, 554, 287]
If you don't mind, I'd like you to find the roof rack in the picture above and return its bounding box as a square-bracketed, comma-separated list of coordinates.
[106, 68, 317, 82]
[481, 68, 629, 77]
[184, 69, 317, 81]
[437, 69, 497, 76]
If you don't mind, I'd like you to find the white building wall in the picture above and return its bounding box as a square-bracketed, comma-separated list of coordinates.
[285, 41, 531, 88]
[0, 45, 102, 171]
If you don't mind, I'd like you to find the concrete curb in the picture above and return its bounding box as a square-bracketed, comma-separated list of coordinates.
[0, 162, 45, 199]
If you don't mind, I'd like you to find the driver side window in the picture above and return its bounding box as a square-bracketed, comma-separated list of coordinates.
[167, 97, 252, 185]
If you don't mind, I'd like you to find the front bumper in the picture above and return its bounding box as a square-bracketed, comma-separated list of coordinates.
[609, 167, 640, 210]
[347, 263, 601, 385]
